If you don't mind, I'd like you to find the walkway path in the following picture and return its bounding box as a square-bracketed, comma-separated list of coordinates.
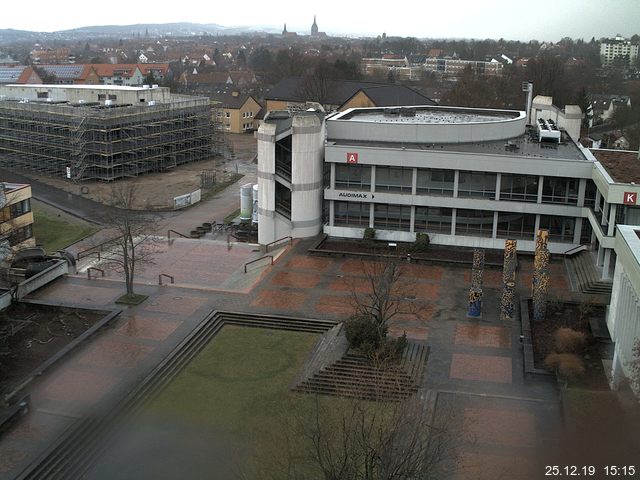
[0, 238, 577, 479]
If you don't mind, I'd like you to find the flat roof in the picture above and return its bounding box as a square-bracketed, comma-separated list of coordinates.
[4, 84, 162, 91]
[330, 131, 588, 162]
[590, 149, 640, 184]
[332, 105, 522, 125]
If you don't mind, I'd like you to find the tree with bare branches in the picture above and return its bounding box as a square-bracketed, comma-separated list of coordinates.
[100, 185, 159, 302]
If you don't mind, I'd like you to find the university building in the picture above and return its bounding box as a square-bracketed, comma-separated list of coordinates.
[258, 104, 640, 280]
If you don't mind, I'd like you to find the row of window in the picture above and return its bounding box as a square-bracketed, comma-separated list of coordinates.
[7, 224, 33, 247]
[334, 164, 584, 206]
[333, 201, 583, 243]
[0, 199, 31, 223]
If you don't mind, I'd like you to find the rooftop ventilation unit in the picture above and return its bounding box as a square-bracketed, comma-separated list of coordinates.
[537, 119, 560, 143]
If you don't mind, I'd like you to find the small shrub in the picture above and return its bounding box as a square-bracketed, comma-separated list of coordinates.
[345, 314, 380, 352]
[411, 233, 430, 253]
[363, 228, 376, 241]
[545, 352, 585, 380]
[554, 328, 586, 353]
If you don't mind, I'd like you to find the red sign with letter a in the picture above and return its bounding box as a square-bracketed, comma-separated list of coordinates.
[623, 192, 637, 205]
[346, 152, 358, 164]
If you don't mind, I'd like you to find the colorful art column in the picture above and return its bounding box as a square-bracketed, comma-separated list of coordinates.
[501, 239, 517, 321]
[468, 249, 485, 317]
[532, 229, 550, 322]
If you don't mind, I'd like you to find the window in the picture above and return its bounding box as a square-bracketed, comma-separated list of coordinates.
[416, 168, 454, 196]
[374, 204, 411, 231]
[98, 94, 106, 100]
[108, 94, 117, 100]
[542, 177, 578, 205]
[496, 212, 536, 239]
[7, 224, 33, 246]
[37, 92, 49, 99]
[415, 206, 452, 233]
[539, 215, 576, 243]
[375, 166, 413, 193]
[455, 209, 494, 237]
[500, 174, 538, 202]
[458, 171, 497, 199]
[335, 164, 371, 191]
[584, 180, 597, 208]
[334, 201, 370, 227]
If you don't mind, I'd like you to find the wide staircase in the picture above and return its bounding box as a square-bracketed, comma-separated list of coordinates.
[293, 340, 429, 402]
[566, 251, 613, 295]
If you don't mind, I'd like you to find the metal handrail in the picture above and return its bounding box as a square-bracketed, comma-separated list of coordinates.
[244, 255, 274, 273]
[158, 273, 175, 285]
[87, 267, 104, 279]
[167, 229, 189, 240]
[265, 236, 293, 253]
[76, 236, 121, 262]
[564, 244, 588, 256]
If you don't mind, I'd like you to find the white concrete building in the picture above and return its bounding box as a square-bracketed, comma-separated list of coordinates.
[600, 35, 639, 67]
[607, 225, 640, 393]
[257, 105, 640, 280]
[257, 111, 325, 245]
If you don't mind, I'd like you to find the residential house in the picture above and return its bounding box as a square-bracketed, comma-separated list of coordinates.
[211, 90, 262, 133]
[589, 94, 632, 126]
[265, 77, 436, 113]
[0, 66, 43, 85]
[34, 64, 100, 85]
[0, 183, 35, 252]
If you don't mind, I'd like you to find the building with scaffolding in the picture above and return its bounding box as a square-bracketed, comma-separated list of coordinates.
[0, 85, 213, 182]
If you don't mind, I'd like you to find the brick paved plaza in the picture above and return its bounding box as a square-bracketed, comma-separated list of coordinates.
[0, 236, 576, 479]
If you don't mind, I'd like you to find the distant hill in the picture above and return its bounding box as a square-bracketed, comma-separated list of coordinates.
[0, 22, 277, 43]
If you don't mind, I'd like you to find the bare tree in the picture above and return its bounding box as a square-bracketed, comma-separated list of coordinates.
[247, 388, 454, 480]
[100, 184, 159, 300]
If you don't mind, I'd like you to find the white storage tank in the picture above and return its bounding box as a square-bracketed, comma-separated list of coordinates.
[252, 184, 259, 224]
[239, 183, 253, 220]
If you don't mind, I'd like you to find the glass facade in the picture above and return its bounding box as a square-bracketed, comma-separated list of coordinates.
[374, 204, 411, 231]
[542, 177, 578, 205]
[539, 215, 575, 243]
[334, 201, 370, 227]
[496, 212, 536, 239]
[416, 168, 454, 196]
[414, 206, 452, 233]
[500, 174, 538, 202]
[455, 209, 494, 237]
[375, 166, 413, 193]
[457, 171, 497, 199]
[335, 164, 371, 191]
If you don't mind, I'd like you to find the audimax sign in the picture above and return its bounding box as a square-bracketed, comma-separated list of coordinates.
[337, 192, 369, 199]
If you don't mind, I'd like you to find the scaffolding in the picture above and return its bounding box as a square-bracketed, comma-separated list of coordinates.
[0, 95, 213, 182]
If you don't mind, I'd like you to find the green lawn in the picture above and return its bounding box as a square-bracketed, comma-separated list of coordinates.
[32, 204, 97, 252]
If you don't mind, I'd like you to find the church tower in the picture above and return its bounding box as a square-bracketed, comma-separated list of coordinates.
[311, 15, 318, 36]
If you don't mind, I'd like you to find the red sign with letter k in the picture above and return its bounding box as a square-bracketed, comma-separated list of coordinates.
[623, 192, 637, 205]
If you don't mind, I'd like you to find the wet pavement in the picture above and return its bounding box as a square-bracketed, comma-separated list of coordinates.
[0, 236, 592, 479]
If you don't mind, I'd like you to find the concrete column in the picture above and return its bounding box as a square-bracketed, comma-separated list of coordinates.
[573, 217, 583, 244]
[608, 204, 617, 236]
[410, 205, 416, 233]
[492, 211, 498, 238]
[370, 165, 376, 194]
[369, 202, 375, 228]
[537, 175, 544, 203]
[451, 208, 457, 236]
[602, 200, 609, 227]
[329, 200, 335, 226]
[330, 162, 335, 189]
[602, 249, 612, 280]
[597, 244, 604, 266]
[610, 346, 624, 391]
[411, 168, 417, 196]
[577, 179, 586, 207]
[595, 189, 601, 212]
[495, 173, 501, 201]
[453, 170, 459, 198]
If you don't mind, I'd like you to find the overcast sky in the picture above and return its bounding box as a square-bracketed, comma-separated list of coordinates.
[1, 0, 638, 41]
